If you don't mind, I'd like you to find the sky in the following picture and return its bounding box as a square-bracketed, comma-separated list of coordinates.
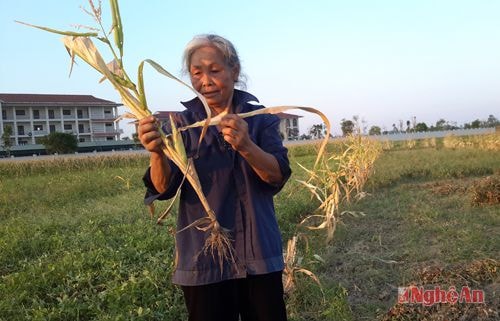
[1, 0, 499, 137]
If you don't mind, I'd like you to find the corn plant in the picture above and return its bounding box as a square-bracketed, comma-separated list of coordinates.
[341, 135, 382, 202]
[405, 139, 416, 149]
[381, 139, 393, 151]
[17, 0, 233, 267]
[282, 234, 323, 297]
[298, 135, 381, 243]
[443, 133, 500, 151]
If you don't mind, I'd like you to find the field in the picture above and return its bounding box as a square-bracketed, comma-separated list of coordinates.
[0, 137, 499, 320]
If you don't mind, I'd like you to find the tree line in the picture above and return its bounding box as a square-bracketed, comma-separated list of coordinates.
[339, 114, 499, 137]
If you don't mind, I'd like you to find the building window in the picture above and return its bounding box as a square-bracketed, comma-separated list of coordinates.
[64, 124, 72, 130]
[17, 125, 25, 135]
[63, 110, 71, 116]
[78, 124, 85, 133]
[1, 110, 5, 120]
[48, 110, 55, 119]
[106, 137, 114, 141]
[34, 125, 44, 131]
[104, 110, 112, 114]
[105, 123, 113, 127]
[79, 137, 86, 143]
[292, 118, 297, 127]
[286, 119, 290, 127]
[16, 110, 26, 116]
[49, 125, 56, 133]
[33, 110, 40, 119]
[77, 110, 83, 118]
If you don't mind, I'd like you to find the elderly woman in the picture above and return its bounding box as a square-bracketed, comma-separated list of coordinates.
[139, 34, 291, 321]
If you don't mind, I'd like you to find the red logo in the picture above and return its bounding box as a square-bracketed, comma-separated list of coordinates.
[398, 286, 485, 306]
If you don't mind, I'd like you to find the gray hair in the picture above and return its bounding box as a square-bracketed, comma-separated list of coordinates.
[182, 34, 247, 88]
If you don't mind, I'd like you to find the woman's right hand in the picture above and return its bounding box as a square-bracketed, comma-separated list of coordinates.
[138, 116, 163, 153]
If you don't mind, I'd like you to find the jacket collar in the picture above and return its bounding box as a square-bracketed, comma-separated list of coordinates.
[180, 89, 259, 115]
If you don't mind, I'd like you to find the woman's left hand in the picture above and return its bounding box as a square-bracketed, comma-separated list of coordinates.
[219, 114, 253, 152]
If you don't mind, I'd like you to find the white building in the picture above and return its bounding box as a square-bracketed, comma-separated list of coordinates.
[0, 93, 122, 146]
[276, 112, 301, 141]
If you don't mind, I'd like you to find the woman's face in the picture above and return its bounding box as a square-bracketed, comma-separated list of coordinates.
[189, 46, 238, 111]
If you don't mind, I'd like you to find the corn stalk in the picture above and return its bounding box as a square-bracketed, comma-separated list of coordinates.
[17, 0, 333, 269]
[298, 135, 382, 243]
[283, 234, 324, 298]
[16, 0, 235, 267]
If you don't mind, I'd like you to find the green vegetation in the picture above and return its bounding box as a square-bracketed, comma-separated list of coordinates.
[0, 136, 498, 320]
[1, 125, 13, 157]
[40, 132, 78, 154]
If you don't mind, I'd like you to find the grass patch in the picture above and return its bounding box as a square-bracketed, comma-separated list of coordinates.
[320, 146, 499, 320]
[0, 144, 498, 320]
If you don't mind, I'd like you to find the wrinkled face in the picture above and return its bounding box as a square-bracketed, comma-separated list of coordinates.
[189, 46, 238, 111]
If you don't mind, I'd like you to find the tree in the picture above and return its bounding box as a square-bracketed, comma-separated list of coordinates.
[414, 122, 428, 132]
[309, 124, 325, 139]
[485, 114, 499, 127]
[435, 119, 446, 131]
[368, 126, 381, 136]
[1, 125, 13, 157]
[465, 119, 481, 129]
[340, 119, 354, 136]
[40, 132, 78, 154]
[132, 132, 145, 149]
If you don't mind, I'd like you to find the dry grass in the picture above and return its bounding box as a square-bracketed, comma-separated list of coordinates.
[471, 175, 500, 206]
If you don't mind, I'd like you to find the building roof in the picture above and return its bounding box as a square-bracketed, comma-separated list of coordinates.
[153, 111, 179, 118]
[276, 112, 302, 119]
[0, 93, 121, 106]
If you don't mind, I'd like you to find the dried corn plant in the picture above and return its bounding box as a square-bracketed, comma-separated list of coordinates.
[297, 155, 345, 243]
[298, 135, 382, 243]
[17, 0, 234, 267]
[382, 139, 394, 151]
[405, 139, 417, 149]
[443, 133, 500, 151]
[421, 137, 438, 149]
[282, 234, 323, 298]
[341, 135, 382, 202]
[18, 0, 332, 269]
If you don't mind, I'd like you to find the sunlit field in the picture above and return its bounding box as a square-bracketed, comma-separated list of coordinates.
[1, 134, 498, 321]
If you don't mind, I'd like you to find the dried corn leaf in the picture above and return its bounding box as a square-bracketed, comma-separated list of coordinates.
[15, 20, 98, 37]
[179, 105, 330, 168]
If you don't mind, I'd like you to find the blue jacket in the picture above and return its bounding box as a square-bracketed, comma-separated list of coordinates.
[143, 90, 291, 286]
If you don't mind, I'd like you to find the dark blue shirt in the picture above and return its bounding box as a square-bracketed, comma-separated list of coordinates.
[143, 90, 291, 286]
